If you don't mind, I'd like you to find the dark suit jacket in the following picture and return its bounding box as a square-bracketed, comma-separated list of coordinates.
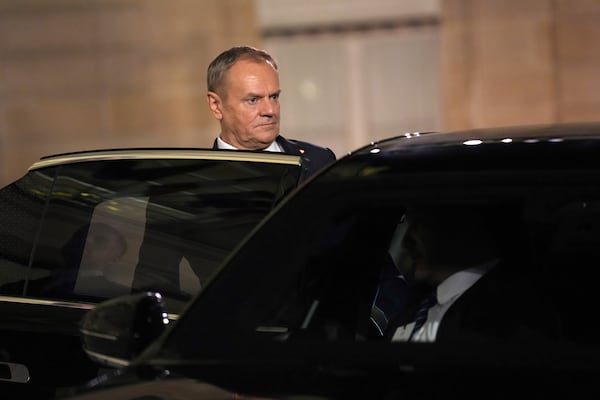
[212, 135, 336, 181]
[433, 266, 563, 343]
[386, 265, 562, 343]
[131, 136, 335, 296]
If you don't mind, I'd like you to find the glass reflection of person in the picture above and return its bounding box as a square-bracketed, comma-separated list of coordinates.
[73, 222, 129, 297]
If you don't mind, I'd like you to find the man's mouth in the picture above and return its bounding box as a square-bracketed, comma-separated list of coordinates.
[256, 122, 277, 129]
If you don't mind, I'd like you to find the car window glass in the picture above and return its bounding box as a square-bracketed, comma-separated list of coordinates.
[0, 169, 55, 295]
[1, 157, 299, 309]
[70, 197, 201, 298]
[175, 171, 600, 355]
[71, 197, 147, 298]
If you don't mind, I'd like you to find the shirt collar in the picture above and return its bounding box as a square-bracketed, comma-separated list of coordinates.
[217, 136, 283, 153]
[216, 136, 238, 150]
[436, 259, 497, 304]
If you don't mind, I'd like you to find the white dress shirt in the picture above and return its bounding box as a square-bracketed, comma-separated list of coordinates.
[391, 260, 497, 343]
[216, 136, 283, 152]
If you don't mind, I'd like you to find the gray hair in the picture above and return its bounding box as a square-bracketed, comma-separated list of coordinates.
[207, 45, 278, 94]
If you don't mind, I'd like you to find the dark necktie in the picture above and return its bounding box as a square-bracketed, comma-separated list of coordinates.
[409, 291, 437, 340]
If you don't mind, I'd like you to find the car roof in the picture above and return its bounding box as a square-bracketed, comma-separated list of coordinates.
[29, 148, 303, 171]
[331, 122, 600, 173]
[356, 121, 600, 152]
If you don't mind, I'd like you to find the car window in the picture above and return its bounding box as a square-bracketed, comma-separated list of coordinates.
[0, 168, 55, 296]
[0, 156, 301, 309]
[171, 170, 600, 356]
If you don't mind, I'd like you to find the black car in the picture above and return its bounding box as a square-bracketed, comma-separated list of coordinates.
[70, 123, 600, 399]
[0, 148, 305, 397]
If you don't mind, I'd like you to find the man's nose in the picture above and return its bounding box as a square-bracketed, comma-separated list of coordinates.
[259, 98, 275, 116]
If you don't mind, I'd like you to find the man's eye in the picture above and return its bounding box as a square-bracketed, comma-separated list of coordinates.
[247, 98, 258, 104]
[270, 94, 280, 101]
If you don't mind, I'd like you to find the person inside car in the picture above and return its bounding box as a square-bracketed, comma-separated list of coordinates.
[387, 204, 562, 343]
[206, 45, 336, 179]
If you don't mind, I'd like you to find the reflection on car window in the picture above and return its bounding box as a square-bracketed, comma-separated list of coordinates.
[0, 157, 300, 310]
[72, 220, 132, 298]
[181, 171, 600, 352]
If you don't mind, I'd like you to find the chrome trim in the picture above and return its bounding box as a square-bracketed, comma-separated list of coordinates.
[0, 295, 95, 310]
[80, 328, 118, 341]
[168, 313, 179, 321]
[29, 149, 302, 170]
[83, 349, 130, 368]
[0, 296, 180, 320]
[0, 361, 30, 383]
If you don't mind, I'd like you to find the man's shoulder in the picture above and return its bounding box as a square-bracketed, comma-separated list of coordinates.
[277, 135, 336, 159]
[289, 138, 333, 154]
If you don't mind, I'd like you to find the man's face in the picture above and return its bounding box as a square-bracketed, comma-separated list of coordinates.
[208, 59, 281, 150]
[399, 217, 436, 284]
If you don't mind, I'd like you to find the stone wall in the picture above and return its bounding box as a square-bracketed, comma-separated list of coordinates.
[0, 0, 260, 185]
[2, 0, 600, 186]
[441, 0, 600, 130]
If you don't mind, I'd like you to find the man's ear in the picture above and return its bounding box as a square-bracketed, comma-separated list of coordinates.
[207, 91, 223, 120]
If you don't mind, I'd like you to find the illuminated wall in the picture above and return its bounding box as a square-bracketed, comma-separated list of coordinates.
[0, 0, 261, 184]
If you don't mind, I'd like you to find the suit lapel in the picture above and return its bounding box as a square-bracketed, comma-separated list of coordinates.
[276, 135, 301, 155]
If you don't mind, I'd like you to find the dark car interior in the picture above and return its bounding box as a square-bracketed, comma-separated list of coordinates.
[178, 171, 600, 358]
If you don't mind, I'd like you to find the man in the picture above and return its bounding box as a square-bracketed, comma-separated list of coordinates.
[387, 204, 562, 343]
[207, 45, 336, 179]
[131, 47, 336, 298]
